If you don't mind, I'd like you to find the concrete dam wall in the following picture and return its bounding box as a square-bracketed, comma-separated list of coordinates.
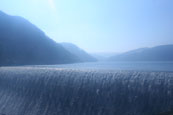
[0, 67, 173, 115]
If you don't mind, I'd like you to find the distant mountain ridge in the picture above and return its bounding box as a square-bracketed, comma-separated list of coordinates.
[91, 52, 119, 61]
[61, 42, 97, 62]
[0, 11, 80, 66]
[109, 45, 173, 61]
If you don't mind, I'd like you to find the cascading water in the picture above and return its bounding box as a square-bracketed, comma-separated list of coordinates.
[0, 67, 173, 115]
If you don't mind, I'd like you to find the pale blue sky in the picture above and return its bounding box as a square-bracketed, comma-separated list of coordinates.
[0, 0, 172, 53]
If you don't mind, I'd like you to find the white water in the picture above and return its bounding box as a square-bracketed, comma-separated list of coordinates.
[0, 62, 173, 115]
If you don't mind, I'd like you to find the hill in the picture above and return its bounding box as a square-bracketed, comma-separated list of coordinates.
[61, 42, 97, 62]
[0, 11, 79, 66]
[109, 45, 173, 61]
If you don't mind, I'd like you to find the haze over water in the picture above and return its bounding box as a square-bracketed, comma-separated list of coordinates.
[0, 0, 173, 115]
[31, 61, 173, 72]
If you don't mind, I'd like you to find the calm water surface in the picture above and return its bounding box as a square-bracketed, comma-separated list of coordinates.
[33, 61, 173, 72]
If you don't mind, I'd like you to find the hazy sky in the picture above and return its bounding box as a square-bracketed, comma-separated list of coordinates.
[0, 0, 172, 53]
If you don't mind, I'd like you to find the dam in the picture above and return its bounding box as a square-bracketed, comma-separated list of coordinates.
[0, 66, 173, 115]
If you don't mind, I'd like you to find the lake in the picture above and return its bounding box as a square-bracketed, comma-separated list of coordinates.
[32, 61, 173, 72]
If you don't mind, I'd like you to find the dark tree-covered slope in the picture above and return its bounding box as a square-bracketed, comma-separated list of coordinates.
[0, 11, 79, 66]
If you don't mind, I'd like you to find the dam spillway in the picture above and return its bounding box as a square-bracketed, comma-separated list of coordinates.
[0, 67, 173, 115]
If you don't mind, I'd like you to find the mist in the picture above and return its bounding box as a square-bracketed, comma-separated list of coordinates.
[0, 0, 172, 53]
[0, 0, 173, 115]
